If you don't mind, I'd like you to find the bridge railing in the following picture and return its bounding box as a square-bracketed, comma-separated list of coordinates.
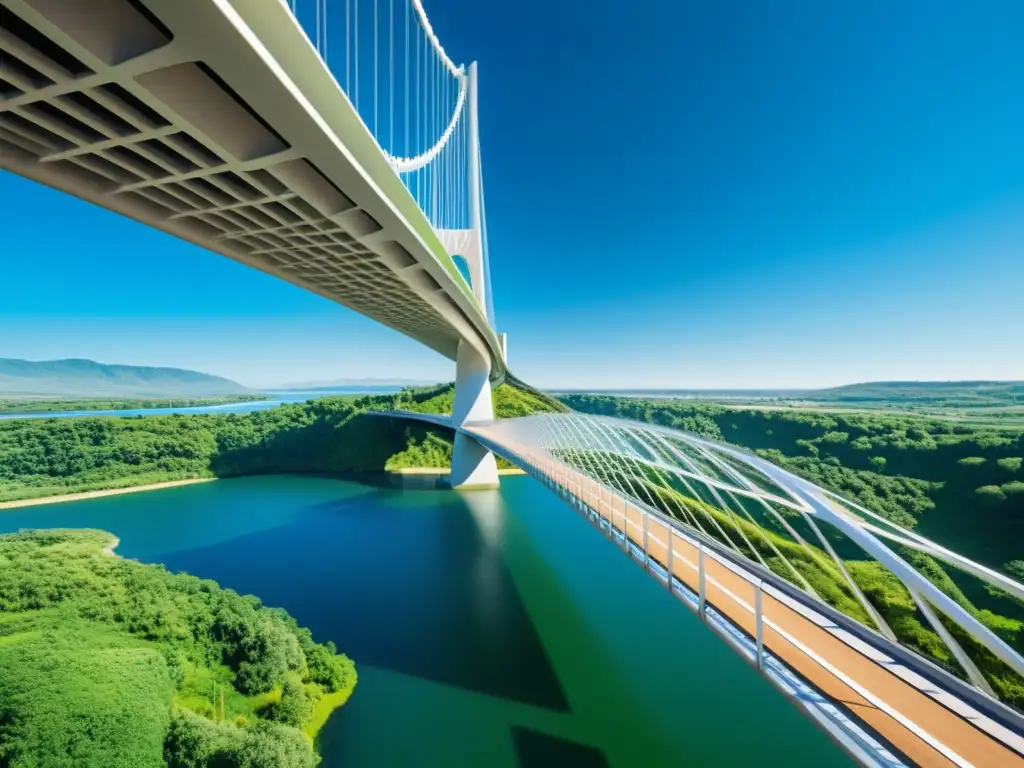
[465, 426, 1024, 767]
[485, 412, 1024, 693]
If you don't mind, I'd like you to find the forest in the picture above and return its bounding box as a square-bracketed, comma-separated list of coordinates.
[0, 529, 356, 767]
[559, 393, 1024, 578]
[559, 393, 1024, 708]
[0, 383, 564, 503]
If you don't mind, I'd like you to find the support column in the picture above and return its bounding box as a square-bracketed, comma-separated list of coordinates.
[466, 61, 488, 316]
[450, 61, 498, 491]
[450, 339, 499, 490]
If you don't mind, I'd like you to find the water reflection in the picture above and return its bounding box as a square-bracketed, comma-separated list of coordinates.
[464, 490, 509, 649]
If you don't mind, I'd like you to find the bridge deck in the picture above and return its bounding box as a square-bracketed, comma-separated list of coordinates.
[465, 423, 1024, 768]
[0, 0, 503, 373]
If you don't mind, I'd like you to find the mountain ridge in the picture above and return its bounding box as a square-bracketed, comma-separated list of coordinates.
[0, 358, 251, 398]
[803, 380, 1024, 405]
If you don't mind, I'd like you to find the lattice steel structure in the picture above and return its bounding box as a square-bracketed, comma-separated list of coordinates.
[0, 0, 501, 372]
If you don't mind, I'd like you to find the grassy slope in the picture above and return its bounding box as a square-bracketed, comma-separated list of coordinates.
[705, 381, 1024, 428]
[0, 530, 356, 767]
[804, 380, 1024, 407]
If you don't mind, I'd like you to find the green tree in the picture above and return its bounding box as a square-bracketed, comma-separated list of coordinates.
[235, 722, 318, 768]
[1001, 481, 1024, 497]
[958, 456, 986, 467]
[265, 680, 312, 728]
[974, 485, 1006, 503]
[1005, 561, 1024, 581]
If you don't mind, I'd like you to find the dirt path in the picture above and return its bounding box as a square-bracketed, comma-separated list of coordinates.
[0, 478, 217, 510]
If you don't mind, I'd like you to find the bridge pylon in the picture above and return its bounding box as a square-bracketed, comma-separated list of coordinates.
[450, 340, 500, 490]
[448, 61, 499, 491]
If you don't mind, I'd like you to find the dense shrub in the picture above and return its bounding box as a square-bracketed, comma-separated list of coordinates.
[0, 530, 355, 766]
[265, 679, 313, 728]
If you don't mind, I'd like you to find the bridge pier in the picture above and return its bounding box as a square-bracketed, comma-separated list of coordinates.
[450, 341, 499, 490]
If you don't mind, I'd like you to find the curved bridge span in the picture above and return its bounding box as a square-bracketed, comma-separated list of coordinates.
[377, 409, 1024, 768]
[0, 0, 504, 378]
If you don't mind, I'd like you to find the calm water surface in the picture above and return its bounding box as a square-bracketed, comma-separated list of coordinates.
[0, 387, 401, 420]
[0, 475, 851, 766]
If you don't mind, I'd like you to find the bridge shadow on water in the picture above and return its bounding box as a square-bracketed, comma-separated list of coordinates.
[0, 474, 849, 765]
[156, 485, 571, 715]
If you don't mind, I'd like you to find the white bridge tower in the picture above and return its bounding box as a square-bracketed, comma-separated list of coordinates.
[442, 62, 499, 489]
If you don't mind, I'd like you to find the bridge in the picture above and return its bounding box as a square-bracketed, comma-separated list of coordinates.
[379, 409, 1024, 767]
[2, 1, 1024, 764]
[0, 0, 503, 487]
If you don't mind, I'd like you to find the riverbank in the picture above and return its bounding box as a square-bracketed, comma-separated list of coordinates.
[0, 467, 528, 509]
[305, 688, 354, 743]
[102, 534, 120, 557]
[0, 478, 217, 510]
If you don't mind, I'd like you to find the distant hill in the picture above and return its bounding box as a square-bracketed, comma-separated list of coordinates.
[0, 358, 251, 398]
[551, 388, 803, 400]
[803, 381, 1024, 407]
[553, 381, 1024, 411]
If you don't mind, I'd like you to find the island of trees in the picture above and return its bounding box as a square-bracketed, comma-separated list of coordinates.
[0, 529, 356, 767]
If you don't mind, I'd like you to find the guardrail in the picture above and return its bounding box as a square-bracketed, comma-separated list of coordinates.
[466, 427, 1024, 768]
[366, 408, 1024, 766]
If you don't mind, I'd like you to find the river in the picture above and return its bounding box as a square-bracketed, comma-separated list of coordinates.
[0, 475, 851, 766]
[0, 387, 402, 420]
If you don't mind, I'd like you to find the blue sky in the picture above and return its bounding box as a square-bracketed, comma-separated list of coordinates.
[3, 0, 1023, 389]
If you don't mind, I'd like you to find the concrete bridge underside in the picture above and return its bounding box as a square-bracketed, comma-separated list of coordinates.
[0, 0, 505, 377]
[0, 0, 505, 487]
